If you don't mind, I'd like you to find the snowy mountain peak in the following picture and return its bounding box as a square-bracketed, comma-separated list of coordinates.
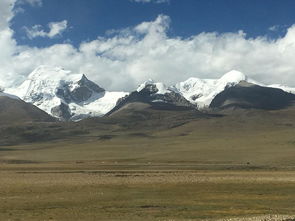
[28, 65, 71, 80]
[174, 70, 249, 108]
[133, 70, 249, 109]
[219, 70, 248, 84]
[27, 65, 87, 87]
[137, 79, 170, 94]
[6, 66, 128, 121]
[8, 65, 105, 103]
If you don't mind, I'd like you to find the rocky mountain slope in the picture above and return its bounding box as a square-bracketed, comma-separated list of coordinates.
[0, 92, 55, 125]
[210, 81, 295, 110]
[107, 79, 194, 115]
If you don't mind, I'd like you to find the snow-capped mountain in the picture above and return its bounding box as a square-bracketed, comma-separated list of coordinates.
[107, 79, 193, 115]
[6, 66, 128, 121]
[173, 70, 295, 108]
[108, 71, 254, 114]
[210, 81, 295, 110]
[78, 69, 295, 116]
[5, 67, 295, 121]
[135, 79, 192, 106]
[173, 70, 251, 108]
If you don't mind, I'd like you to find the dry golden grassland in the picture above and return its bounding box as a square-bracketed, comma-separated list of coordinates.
[0, 108, 295, 220]
[1, 166, 295, 221]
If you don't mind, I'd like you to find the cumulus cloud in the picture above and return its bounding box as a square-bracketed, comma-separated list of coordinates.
[130, 0, 170, 4]
[1, 2, 295, 92]
[24, 20, 68, 39]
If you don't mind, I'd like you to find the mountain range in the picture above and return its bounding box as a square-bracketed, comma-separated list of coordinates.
[3, 66, 295, 121]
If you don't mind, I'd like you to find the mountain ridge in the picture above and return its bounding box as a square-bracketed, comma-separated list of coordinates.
[4, 66, 295, 121]
[210, 81, 295, 110]
[0, 95, 55, 125]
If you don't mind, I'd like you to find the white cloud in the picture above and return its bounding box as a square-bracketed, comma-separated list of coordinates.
[0, 0, 18, 87]
[269, 25, 279, 32]
[13, 0, 42, 15]
[0, 0, 16, 30]
[130, 0, 170, 4]
[25, 20, 68, 39]
[1, 3, 295, 92]
[18, 0, 42, 7]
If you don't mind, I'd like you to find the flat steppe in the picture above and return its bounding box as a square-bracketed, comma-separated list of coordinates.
[1, 107, 295, 220]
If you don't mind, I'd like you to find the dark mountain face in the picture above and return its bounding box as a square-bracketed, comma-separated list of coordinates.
[210, 82, 295, 110]
[56, 74, 105, 104]
[52, 75, 106, 121]
[70, 75, 105, 102]
[45, 75, 106, 121]
[51, 102, 71, 120]
[0, 96, 55, 125]
[106, 83, 194, 116]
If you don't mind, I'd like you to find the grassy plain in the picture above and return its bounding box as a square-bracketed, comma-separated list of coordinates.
[1, 107, 295, 220]
[1, 169, 295, 221]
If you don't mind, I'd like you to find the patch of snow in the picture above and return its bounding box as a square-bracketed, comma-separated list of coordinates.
[218, 70, 247, 84]
[155, 82, 170, 94]
[137, 79, 171, 94]
[137, 79, 154, 92]
[69, 91, 129, 120]
[268, 84, 295, 94]
[151, 99, 166, 103]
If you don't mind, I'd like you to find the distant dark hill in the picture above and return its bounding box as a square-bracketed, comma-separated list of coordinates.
[106, 83, 194, 117]
[210, 81, 295, 110]
[0, 96, 55, 125]
[100, 101, 219, 131]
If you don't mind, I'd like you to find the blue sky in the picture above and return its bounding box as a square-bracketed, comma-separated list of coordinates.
[12, 0, 295, 47]
[1, 0, 295, 90]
